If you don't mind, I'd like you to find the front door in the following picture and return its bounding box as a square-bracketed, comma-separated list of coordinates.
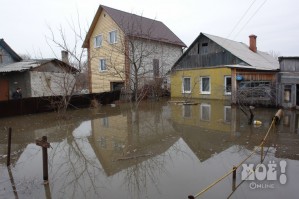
[0, 79, 9, 101]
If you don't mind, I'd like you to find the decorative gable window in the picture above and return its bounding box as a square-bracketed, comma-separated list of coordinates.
[99, 59, 107, 71]
[200, 76, 210, 94]
[109, 30, 117, 44]
[94, 35, 103, 48]
[182, 77, 191, 93]
[224, 76, 232, 95]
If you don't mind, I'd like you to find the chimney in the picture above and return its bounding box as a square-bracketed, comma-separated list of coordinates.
[249, 34, 257, 53]
[61, 50, 69, 64]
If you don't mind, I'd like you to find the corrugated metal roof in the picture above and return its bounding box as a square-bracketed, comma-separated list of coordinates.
[203, 33, 279, 70]
[0, 59, 77, 73]
[83, 5, 186, 48]
[0, 60, 40, 72]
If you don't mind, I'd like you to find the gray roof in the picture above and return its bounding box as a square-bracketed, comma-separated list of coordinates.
[83, 5, 186, 48]
[0, 39, 22, 62]
[0, 60, 41, 72]
[203, 33, 279, 70]
[0, 59, 78, 73]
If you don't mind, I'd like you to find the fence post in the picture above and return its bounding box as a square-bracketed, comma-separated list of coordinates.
[232, 166, 237, 191]
[36, 136, 51, 181]
[7, 127, 12, 166]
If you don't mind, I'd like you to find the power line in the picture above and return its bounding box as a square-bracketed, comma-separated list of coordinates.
[227, 0, 257, 39]
[233, 0, 268, 40]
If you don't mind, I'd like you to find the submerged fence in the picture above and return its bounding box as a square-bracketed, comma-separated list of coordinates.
[188, 109, 283, 199]
[0, 90, 120, 118]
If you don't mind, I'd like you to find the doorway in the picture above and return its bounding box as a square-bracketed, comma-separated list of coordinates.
[296, 84, 299, 106]
[0, 79, 9, 101]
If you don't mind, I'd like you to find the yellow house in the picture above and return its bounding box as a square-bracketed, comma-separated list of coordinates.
[83, 5, 186, 94]
[171, 33, 279, 103]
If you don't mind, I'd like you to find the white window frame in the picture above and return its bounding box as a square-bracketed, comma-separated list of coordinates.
[99, 59, 107, 72]
[200, 103, 211, 121]
[200, 76, 211, 94]
[182, 77, 191, 93]
[182, 105, 192, 118]
[94, 34, 103, 48]
[224, 106, 231, 123]
[224, 76, 232, 95]
[109, 30, 117, 44]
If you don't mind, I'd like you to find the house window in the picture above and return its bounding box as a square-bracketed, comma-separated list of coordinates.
[201, 43, 208, 54]
[99, 59, 106, 71]
[200, 103, 211, 121]
[224, 106, 231, 123]
[182, 105, 191, 118]
[200, 76, 210, 94]
[183, 77, 191, 93]
[284, 85, 292, 102]
[101, 117, 109, 127]
[94, 35, 102, 48]
[225, 76, 232, 95]
[153, 59, 159, 77]
[109, 30, 117, 44]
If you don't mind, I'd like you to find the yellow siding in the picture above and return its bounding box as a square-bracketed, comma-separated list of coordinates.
[170, 67, 232, 100]
[89, 10, 126, 93]
[170, 100, 233, 133]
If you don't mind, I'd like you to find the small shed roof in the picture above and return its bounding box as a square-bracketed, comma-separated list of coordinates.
[83, 5, 186, 48]
[0, 59, 78, 73]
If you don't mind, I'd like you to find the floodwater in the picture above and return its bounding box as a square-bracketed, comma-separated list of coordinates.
[0, 99, 299, 199]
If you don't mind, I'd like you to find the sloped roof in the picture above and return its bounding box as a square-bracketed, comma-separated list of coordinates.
[202, 33, 279, 70]
[83, 5, 186, 48]
[0, 59, 79, 73]
[173, 33, 279, 71]
[0, 39, 22, 62]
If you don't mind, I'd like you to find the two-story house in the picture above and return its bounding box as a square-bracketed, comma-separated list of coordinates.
[171, 33, 279, 104]
[82, 5, 186, 96]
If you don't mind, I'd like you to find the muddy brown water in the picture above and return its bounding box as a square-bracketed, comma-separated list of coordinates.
[1, 99, 299, 199]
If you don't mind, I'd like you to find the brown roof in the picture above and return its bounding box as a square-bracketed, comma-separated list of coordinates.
[83, 5, 186, 48]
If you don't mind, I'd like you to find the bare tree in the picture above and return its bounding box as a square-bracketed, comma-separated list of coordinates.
[100, 16, 183, 105]
[44, 14, 89, 116]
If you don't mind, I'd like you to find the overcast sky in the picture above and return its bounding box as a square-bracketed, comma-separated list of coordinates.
[1, 0, 298, 59]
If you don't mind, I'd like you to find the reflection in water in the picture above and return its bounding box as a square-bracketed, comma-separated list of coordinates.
[0, 99, 299, 198]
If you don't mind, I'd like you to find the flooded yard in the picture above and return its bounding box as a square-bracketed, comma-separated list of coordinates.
[1, 99, 299, 199]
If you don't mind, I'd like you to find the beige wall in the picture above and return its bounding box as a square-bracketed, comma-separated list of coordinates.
[89, 10, 126, 93]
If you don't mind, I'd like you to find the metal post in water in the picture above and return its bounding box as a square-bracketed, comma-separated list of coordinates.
[232, 166, 237, 191]
[7, 127, 12, 166]
[36, 136, 51, 181]
[261, 145, 264, 163]
[42, 136, 48, 181]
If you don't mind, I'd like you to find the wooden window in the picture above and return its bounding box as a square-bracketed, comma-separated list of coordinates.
[94, 35, 102, 48]
[200, 76, 210, 94]
[201, 43, 208, 54]
[182, 77, 191, 93]
[109, 30, 117, 44]
[284, 85, 292, 102]
[99, 59, 106, 71]
[153, 59, 159, 77]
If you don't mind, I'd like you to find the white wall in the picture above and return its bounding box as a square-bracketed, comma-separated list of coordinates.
[30, 71, 76, 97]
